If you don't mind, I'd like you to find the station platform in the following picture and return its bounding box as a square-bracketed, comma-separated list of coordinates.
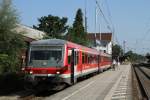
[104, 64, 132, 100]
[45, 64, 132, 100]
[0, 64, 132, 100]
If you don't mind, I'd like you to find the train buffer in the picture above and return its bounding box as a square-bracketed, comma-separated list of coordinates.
[44, 64, 132, 100]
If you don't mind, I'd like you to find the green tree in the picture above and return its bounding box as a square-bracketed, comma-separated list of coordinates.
[124, 51, 145, 62]
[146, 53, 150, 63]
[33, 15, 68, 39]
[67, 9, 88, 46]
[112, 44, 123, 60]
[0, 0, 25, 74]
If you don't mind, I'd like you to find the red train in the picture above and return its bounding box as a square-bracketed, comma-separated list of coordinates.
[22, 39, 112, 90]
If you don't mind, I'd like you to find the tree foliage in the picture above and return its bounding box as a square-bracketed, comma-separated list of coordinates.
[73, 9, 85, 38]
[146, 53, 150, 63]
[112, 44, 123, 60]
[66, 9, 88, 46]
[124, 51, 145, 62]
[33, 15, 68, 39]
[0, 0, 25, 74]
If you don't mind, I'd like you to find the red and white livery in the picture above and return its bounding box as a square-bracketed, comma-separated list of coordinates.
[23, 39, 111, 90]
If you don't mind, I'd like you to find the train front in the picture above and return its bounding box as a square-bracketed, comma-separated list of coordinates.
[22, 39, 68, 91]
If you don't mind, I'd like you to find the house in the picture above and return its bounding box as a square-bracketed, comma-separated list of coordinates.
[87, 33, 112, 54]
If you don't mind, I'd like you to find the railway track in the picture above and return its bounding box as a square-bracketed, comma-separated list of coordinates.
[17, 89, 59, 100]
[0, 89, 39, 100]
[16, 90, 36, 100]
[132, 63, 150, 100]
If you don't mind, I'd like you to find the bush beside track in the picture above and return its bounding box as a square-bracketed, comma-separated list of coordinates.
[0, 72, 25, 95]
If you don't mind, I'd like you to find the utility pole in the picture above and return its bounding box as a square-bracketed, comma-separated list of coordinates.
[99, 24, 101, 41]
[84, 0, 87, 33]
[123, 40, 126, 54]
[94, 6, 97, 47]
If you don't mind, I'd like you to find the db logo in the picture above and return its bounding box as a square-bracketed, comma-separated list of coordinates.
[41, 70, 47, 74]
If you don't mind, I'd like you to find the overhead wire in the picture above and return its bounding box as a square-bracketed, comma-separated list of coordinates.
[135, 18, 150, 54]
[95, 0, 111, 30]
[105, 0, 120, 46]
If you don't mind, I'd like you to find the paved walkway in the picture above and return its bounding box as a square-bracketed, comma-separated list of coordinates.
[104, 64, 132, 100]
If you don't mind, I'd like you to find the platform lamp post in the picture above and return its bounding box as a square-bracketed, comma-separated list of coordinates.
[123, 40, 126, 55]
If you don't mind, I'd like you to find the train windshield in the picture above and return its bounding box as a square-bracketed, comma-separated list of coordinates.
[28, 46, 63, 67]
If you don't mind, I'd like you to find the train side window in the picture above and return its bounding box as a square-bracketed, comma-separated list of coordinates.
[88, 54, 93, 64]
[82, 53, 85, 63]
[75, 51, 79, 65]
[68, 50, 79, 65]
[99, 55, 101, 62]
[101, 56, 103, 62]
[92, 55, 95, 64]
[96, 56, 99, 63]
[77, 51, 79, 64]
[88, 55, 90, 64]
[74, 51, 76, 64]
[84, 53, 87, 64]
[68, 49, 72, 64]
[68, 56, 71, 64]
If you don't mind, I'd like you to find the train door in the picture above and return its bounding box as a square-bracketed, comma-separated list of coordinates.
[68, 49, 78, 84]
[98, 55, 100, 73]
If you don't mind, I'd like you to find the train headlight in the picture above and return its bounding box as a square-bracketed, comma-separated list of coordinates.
[21, 67, 25, 71]
[29, 71, 33, 74]
[56, 71, 60, 74]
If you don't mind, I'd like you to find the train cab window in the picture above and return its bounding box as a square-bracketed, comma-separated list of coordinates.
[29, 49, 62, 67]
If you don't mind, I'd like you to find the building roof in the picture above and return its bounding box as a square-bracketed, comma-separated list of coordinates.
[87, 33, 112, 42]
[15, 24, 45, 40]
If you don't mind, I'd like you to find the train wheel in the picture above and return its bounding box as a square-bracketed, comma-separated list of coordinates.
[24, 81, 34, 91]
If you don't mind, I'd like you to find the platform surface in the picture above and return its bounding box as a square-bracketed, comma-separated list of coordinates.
[44, 64, 132, 100]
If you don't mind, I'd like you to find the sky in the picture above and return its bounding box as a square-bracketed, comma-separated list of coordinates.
[13, 0, 150, 55]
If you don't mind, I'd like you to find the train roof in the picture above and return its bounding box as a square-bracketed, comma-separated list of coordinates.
[31, 39, 66, 45]
[30, 39, 111, 57]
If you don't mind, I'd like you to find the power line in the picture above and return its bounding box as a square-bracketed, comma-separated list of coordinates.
[105, 0, 114, 29]
[84, 0, 87, 33]
[95, 0, 115, 40]
[95, 0, 111, 30]
[104, 0, 119, 45]
[95, 0, 118, 49]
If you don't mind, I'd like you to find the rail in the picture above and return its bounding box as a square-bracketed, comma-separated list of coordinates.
[132, 63, 150, 100]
